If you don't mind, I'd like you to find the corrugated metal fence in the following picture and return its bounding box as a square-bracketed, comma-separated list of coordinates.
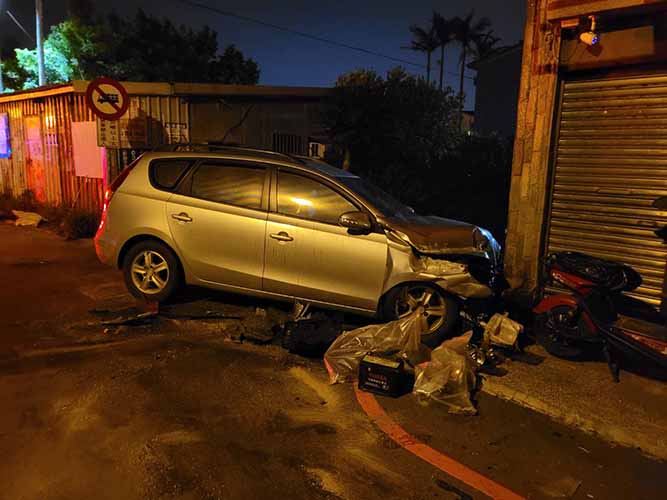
[0, 92, 103, 212]
[0, 91, 190, 212]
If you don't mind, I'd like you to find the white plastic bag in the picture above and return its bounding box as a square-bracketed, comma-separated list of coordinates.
[413, 343, 477, 415]
[12, 210, 43, 227]
[324, 308, 426, 384]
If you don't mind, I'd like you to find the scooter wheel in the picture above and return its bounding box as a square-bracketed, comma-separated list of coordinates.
[535, 307, 586, 360]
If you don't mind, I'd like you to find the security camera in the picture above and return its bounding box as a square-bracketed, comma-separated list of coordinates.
[579, 15, 599, 46]
[579, 31, 599, 46]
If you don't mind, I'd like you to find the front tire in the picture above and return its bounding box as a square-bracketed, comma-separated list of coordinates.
[383, 283, 459, 348]
[122, 241, 181, 303]
[535, 305, 586, 359]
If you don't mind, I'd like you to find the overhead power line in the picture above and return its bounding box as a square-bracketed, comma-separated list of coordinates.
[176, 0, 425, 69]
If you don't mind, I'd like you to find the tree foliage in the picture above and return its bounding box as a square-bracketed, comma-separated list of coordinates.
[324, 67, 512, 238]
[13, 19, 100, 89]
[324, 67, 461, 202]
[2, 9, 259, 91]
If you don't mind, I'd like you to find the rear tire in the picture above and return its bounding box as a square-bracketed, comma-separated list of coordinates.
[535, 306, 586, 359]
[383, 283, 459, 348]
[122, 240, 181, 303]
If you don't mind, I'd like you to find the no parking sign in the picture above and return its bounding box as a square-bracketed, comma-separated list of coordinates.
[85, 77, 129, 121]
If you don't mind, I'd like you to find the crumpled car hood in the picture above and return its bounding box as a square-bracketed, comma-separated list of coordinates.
[382, 215, 480, 255]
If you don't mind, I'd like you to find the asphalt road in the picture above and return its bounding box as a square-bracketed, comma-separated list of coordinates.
[0, 224, 665, 500]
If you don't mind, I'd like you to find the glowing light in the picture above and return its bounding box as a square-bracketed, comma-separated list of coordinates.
[290, 197, 313, 207]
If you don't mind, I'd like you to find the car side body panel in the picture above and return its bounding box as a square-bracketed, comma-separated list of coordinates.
[166, 193, 268, 290]
[263, 212, 388, 310]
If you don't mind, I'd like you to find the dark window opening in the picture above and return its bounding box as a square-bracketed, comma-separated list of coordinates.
[273, 132, 305, 155]
[150, 159, 192, 190]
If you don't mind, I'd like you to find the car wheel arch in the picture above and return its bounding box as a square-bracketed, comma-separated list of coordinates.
[117, 235, 185, 280]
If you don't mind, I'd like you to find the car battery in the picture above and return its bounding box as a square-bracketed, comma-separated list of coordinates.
[358, 354, 413, 398]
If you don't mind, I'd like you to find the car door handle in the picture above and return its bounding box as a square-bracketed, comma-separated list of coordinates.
[270, 231, 294, 242]
[171, 212, 193, 223]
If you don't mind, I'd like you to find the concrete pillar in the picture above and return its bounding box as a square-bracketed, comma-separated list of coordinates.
[504, 0, 562, 291]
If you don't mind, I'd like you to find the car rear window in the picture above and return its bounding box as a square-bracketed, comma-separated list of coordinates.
[191, 163, 265, 210]
[150, 159, 192, 190]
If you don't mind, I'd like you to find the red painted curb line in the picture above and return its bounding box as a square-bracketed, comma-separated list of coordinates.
[354, 386, 525, 500]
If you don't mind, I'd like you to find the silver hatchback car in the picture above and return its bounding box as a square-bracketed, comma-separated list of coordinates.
[95, 146, 502, 346]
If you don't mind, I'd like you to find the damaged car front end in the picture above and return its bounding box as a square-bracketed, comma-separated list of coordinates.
[376, 213, 508, 346]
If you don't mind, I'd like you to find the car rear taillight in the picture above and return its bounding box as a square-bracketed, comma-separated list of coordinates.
[98, 157, 142, 232]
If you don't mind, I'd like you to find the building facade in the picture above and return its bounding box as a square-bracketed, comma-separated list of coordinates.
[0, 82, 329, 212]
[505, 0, 667, 307]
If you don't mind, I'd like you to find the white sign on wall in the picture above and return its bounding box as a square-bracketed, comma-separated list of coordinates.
[73, 121, 106, 179]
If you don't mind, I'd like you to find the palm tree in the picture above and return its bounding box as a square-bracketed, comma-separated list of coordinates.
[452, 11, 492, 120]
[432, 12, 456, 91]
[408, 23, 439, 85]
[471, 30, 501, 62]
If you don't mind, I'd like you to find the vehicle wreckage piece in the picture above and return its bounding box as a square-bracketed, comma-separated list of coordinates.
[324, 308, 428, 384]
[413, 342, 478, 415]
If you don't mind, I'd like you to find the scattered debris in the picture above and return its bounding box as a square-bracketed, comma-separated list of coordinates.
[413, 342, 478, 415]
[434, 478, 473, 500]
[101, 311, 158, 327]
[255, 307, 267, 317]
[538, 476, 582, 499]
[291, 301, 311, 321]
[161, 311, 241, 321]
[282, 317, 342, 357]
[12, 210, 44, 227]
[484, 313, 523, 348]
[324, 308, 428, 384]
[0, 209, 17, 221]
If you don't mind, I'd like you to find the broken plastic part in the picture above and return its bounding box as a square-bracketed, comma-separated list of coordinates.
[483, 313, 523, 348]
[324, 308, 428, 384]
[415, 257, 467, 277]
[413, 343, 477, 415]
[415, 256, 493, 299]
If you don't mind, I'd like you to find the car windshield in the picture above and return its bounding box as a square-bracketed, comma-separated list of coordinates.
[337, 176, 414, 218]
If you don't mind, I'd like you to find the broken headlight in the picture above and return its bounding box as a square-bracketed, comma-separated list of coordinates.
[473, 227, 501, 265]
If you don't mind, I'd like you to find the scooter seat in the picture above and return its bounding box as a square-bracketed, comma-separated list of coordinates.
[613, 315, 667, 342]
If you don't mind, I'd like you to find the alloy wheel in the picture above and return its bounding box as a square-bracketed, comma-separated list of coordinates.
[395, 285, 447, 335]
[130, 250, 170, 295]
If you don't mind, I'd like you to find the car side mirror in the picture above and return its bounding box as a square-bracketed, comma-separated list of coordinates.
[653, 197, 667, 209]
[339, 211, 372, 233]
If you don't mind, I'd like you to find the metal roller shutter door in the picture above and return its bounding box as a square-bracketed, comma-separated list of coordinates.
[546, 74, 667, 305]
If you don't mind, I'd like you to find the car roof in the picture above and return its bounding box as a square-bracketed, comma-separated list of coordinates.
[142, 145, 358, 181]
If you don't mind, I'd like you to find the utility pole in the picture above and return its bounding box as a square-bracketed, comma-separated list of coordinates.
[35, 0, 45, 86]
[0, 54, 4, 93]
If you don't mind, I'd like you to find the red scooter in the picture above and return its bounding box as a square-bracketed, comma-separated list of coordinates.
[533, 198, 667, 382]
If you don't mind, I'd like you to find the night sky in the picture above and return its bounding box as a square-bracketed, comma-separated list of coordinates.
[1, 0, 526, 108]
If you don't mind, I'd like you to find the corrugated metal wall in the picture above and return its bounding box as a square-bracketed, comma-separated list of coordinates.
[0, 92, 190, 212]
[106, 95, 190, 181]
[546, 74, 667, 305]
[0, 93, 103, 211]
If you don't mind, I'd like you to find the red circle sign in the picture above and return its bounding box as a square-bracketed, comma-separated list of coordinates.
[85, 77, 129, 121]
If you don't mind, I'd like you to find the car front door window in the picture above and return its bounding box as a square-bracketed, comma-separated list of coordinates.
[277, 171, 357, 225]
